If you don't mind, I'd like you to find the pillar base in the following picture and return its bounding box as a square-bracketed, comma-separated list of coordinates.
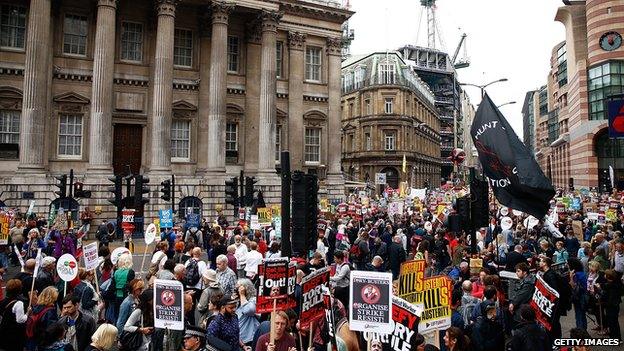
[86, 165, 113, 176]
[16, 165, 47, 175]
[325, 173, 345, 201]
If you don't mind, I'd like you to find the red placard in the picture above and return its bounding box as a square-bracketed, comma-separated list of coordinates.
[300, 267, 330, 330]
[530, 274, 560, 331]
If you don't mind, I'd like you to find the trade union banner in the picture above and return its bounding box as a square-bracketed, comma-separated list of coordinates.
[398, 260, 426, 304]
[154, 279, 185, 331]
[300, 267, 330, 330]
[349, 270, 393, 334]
[363, 296, 422, 351]
[530, 274, 560, 331]
[471, 93, 555, 219]
[256, 262, 297, 313]
[418, 276, 452, 333]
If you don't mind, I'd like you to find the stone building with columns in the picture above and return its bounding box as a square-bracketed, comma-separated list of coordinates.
[340, 52, 442, 191]
[0, 0, 352, 223]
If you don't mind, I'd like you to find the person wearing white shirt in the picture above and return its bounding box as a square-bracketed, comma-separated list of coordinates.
[244, 241, 263, 282]
[185, 248, 207, 290]
[233, 235, 248, 278]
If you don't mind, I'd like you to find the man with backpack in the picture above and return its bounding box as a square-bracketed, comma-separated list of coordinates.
[185, 247, 205, 295]
[459, 280, 480, 327]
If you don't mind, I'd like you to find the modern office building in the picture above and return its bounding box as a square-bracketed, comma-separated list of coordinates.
[0, 0, 352, 222]
[340, 52, 441, 190]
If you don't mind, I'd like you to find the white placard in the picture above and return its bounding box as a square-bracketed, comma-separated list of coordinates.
[500, 216, 513, 231]
[111, 247, 131, 265]
[153, 279, 185, 331]
[349, 270, 393, 334]
[250, 215, 260, 230]
[375, 173, 387, 185]
[56, 253, 78, 282]
[83, 242, 99, 271]
[145, 223, 157, 245]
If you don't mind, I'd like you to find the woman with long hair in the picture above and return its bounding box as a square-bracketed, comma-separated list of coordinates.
[109, 253, 135, 321]
[26, 287, 60, 351]
[73, 268, 100, 321]
[117, 279, 145, 333]
[235, 278, 259, 347]
[443, 326, 470, 351]
[123, 290, 154, 351]
[86, 323, 118, 351]
[0, 279, 28, 351]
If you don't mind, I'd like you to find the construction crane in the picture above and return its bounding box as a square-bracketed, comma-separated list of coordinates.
[452, 33, 470, 69]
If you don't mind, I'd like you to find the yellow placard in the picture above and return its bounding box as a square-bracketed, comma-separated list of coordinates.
[0, 213, 9, 245]
[257, 208, 273, 226]
[398, 260, 426, 303]
[270, 205, 281, 218]
[419, 276, 452, 333]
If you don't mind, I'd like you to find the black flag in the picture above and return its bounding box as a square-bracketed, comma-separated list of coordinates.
[470, 94, 555, 219]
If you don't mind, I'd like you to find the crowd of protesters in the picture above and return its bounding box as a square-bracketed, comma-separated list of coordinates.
[0, 186, 623, 351]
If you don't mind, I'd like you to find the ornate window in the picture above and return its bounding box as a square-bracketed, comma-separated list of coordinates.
[0, 5, 26, 49]
[178, 196, 203, 219]
[121, 22, 143, 62]
[63, 14, 88, 56]
[379, 61, 395, 84]
[305, 47, 321, 81]
[171, 120, 190, 160]
[305, 128, 321, 163]
[174, 28, 193, 67]
[58, 114, 83, 157]
[227, 36, 239, 73]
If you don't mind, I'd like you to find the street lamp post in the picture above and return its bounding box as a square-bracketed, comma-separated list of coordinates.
[460, 78, 508, 98]
[497, 101, 517, 108]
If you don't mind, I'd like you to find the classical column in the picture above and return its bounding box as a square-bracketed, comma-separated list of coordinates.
[149, 0, 176, 173]
[17, 0, 51, 173]
[88, 0, 117, 173]
[257, 10, 282, 174]
[326, 37, 344, 186]
[206, 1, 234, 173]
[287, 32, 306, 170]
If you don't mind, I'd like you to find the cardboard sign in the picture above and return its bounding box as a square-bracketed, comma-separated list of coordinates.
[363, 297, 422, 351]
[159, 209, 173, 229]
[56, 253, 78, 282]
[418, 276, 452, 333]
[153, 279, 185, 330]
[257, 208, 273, 227]
[0, 212, 9, 245]
[398, 260, 426, 304]
[186, 213, 200, 228]
[256, 263, 297, 313]
[349, 270, 393, 334]
[530, 274, 560, 331]
[83, 242, 99, 271]
[300, 267, 330, 330]
[258, 258, 290, 300]
[54, 208, 69, 230]
[250, 215, 260, 230]
[375, 173, 387, 185]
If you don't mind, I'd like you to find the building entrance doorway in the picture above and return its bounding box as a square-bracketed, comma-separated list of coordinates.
[113, 124, 143, 176]
[380, 167, 399, 190]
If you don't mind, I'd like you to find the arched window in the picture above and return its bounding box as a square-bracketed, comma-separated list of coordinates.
[178, 196, 203, 219]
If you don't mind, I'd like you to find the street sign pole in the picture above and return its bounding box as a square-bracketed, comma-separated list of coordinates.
[281, 150, 291, 257]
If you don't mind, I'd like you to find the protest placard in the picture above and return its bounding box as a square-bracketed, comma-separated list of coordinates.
[14, 245, 24, 269]
[250, 215, 260, 230]
[530, 274, 559, 331]
[56, 254, 78, 282]
[300, 267, 330, 330]
[258, 258, 290, 299]
[256, 262, 297, 313]
[0, 212, 9, 245]
[418, 276, 452, 333]
[257, 208, 273, 227]
[398, 260, 426, 304]
[154, 279, 185, 330]
[159, 209, 173, 228]
[111, 247, 131, 265]
[83, 242, 99, 271]
[349, 271, 393, 334]
[572, 220, 583, 241]
[363, 296, 423, 351]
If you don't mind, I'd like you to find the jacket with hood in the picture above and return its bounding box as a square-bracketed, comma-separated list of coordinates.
[471, 302, 504, 351]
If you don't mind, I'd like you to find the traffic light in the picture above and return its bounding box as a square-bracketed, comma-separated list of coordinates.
[108, 175, 123, 208]
[470, 177, 489, 229]
[456, 196, 470, 232]
[225, 177, 239, 206]
[160, 179, 171, 201]
[54, 174, 67, 198]
[305, 174, 319, 254]
[73, 182, 91, 198]
[244, 176, 258, 207]
[134, 175, 150, 208]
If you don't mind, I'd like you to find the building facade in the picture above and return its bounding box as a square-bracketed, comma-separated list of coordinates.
[460, 90, 477, 169]
[0, 0, 351, 222]
[552, 0, 624, 191]
[340, 52, 441, 191]
[521, 90, 537, 155]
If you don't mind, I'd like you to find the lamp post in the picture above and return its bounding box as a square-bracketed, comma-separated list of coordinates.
[497, 101, 517, 108]
[460, 78, 508, 98]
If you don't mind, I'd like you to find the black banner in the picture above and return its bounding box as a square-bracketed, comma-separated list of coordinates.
[470, 94, 555, 219]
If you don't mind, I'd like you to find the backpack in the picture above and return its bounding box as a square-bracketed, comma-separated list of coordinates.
[186, 258, 201, 286]
[349, 243, 360, 259]
[556, 273, 572, 314]
[460, 298, 479, 326]
[25, 306, 53, 338]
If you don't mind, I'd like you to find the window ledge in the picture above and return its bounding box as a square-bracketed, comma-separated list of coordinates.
[0, 47, 25, 53]
[172, 158, 192, 163]
[304, 80, 326, 86]
[56, 155, 83, 161]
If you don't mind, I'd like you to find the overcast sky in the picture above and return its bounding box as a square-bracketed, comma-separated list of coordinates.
[347, 0, 567, 137]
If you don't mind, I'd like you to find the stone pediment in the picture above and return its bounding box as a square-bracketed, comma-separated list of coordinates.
[0, 86, 23, 99]
[172, 100, 197, 111]
[343, 122, 356, 130]
[226, 103, 244, 115]
[303, 110, 327, 120]
[53, 92, 90, 104]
